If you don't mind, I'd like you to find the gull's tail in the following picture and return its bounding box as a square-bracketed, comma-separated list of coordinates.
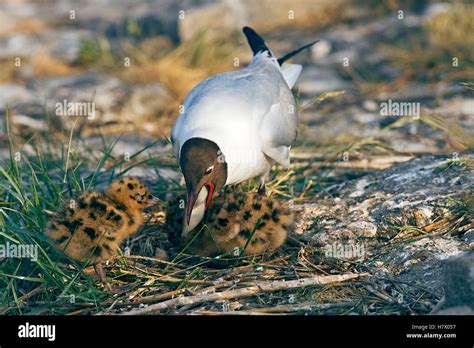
[242, 26, 275, 57]
[242, 26, 318, 88]
[277, 40, 320, 65]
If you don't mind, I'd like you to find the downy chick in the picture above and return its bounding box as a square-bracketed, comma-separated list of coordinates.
[46, 177, 156, 264]
[167, 190, 293, 257]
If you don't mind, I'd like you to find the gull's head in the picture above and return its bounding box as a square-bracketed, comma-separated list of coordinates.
[180, 137, 227, 225]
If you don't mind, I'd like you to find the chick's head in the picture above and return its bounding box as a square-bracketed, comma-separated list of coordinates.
[107, 177, 157, 209]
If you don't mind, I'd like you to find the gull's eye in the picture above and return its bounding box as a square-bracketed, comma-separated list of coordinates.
[205, 165, 214, 175]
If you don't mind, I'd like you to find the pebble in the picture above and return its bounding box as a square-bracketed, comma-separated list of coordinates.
[348, 221, 378, 238]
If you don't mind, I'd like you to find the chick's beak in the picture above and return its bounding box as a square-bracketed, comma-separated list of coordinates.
[146, 195, 161, 207]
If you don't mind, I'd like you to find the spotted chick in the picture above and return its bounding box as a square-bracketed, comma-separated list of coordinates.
[46, 177, 156, 265]
[166, 190, 293, 257]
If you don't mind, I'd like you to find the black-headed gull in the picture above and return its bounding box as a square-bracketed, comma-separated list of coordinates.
[171, 26, 317, 235]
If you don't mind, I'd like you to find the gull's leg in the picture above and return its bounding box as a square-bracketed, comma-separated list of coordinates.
[258, 174, 267, 195]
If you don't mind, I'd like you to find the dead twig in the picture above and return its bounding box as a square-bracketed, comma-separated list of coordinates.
[192, 310, 277, 315]
[122, 272, 369, 315]
[225, 301, 358, 315]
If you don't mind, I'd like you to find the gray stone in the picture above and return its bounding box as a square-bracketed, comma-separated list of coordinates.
[464, 230, 474, 246]
[11, 114, 47, 130]
[295, 153, 472, 294]
[33, 73, 128, 122]
[178, 1, 246, 41]
[0, 84, 36, 108]
[121, 83, 172, 119]
[51, 30, 92, 63]
[296, 67, 348, 96]
[0, 9, 15, 37]
[422, 3, 451, 22]
[443, 251, 474, 309]
[0, 34, 43, 59]
[310, 39, 332, 62]
[347, 221, 377, 238]
[433, 306, 474, 315]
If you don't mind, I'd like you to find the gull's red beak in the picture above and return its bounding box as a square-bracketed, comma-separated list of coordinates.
[186, 182, 215, 225]
[205, 182, 215, 209]
[186, 191, 196, 226]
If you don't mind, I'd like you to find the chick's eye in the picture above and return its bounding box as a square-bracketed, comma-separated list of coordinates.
[205, 165, 214, 175]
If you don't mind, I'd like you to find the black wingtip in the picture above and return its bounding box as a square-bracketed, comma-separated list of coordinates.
[242, 26, 273, 57]
[277, 39, 320, 65]
[242, 26, 319, 66]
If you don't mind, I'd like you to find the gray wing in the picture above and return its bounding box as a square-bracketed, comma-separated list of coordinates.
[259, 78, 297, 166]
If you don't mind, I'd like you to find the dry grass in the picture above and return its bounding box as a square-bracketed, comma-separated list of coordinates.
[0, 59, 18, 83]
[122, 30, 244, 101]
[381, 3, 474, 79]
[177, 0, 346, 41]
[0, 17, 47, 38]
[0, 54, 76, 83]
[11, 18, 47, 35]
[420, 113, 474, 152]
[31, 54, 77, 78]
[119, 30, 247, 134]
[245, 0, 346, 34]
[426, 3, 474, 50]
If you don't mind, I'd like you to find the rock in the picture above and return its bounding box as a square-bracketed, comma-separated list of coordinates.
[1, 72, 174, 137]
[0, 27, 93, 64]
[464, 229, 474, 247]
[412, 207, 434, 227]
[0, 9, 15, 37]
[383, 237, 466, 293]
[325, 48, 359, 66]
[310, 39, 331, 62]
[433, 306, 474, 315]
[422, 3, 451, 22]
[0, 34, 44, 59]
[374, 261, 384, 268]
[347, 221, 377, 238]
[121, 83, 173, 118]
[178, 1, 246, 41]
[178, 0, 345, 41]
[0, 0, 210, 47]
[296, 67, 348, 96]
[299, 104, 381, 144]
[51, 30, 92, 63]
[434, 97, 474, 117]
[403, 238, 465, 262]
[362, 100, 378, 112]
[0, 84, 37, 108]
[443, 251, 474, 309]
[11, 114, 47, 131]
[31, 72, 127, 122]
[295, 153, 472, 295]
[348, 178, 371, 198]
[377, 83, 465, 102]
[297, 154, 473, 243]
